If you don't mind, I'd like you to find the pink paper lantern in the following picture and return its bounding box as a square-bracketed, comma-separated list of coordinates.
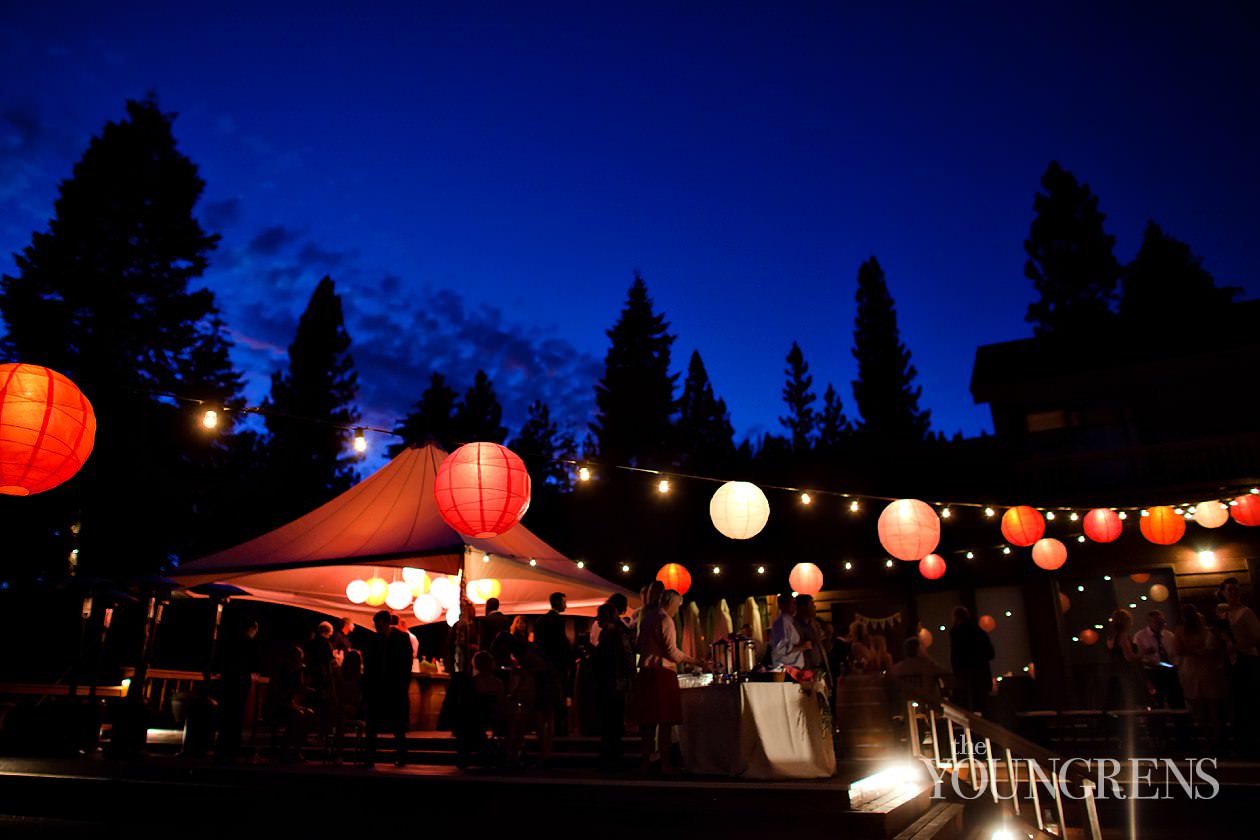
[919, 554, 946, 580]
[1031, 538, 1067, 571]
[789, 562, 824, 596]
[877, 499, 941, 561]
[1083, 508, 1122, 543]
[433, 442, 532, 538]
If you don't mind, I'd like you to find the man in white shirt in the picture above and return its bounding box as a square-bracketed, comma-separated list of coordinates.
[1132, 610, 1183, 708]
[769, 593, 809, 668]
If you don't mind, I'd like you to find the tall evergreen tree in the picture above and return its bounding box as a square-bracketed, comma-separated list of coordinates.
[675, 350, 735, 468]
[1024, 161, 1121, 336]
[263, 276, 361, 519]
[591, 274, 677, 466]
[509, 400, 574, 490]
[851, 257, 931, 442]
[779, 342, 817, 453]
[453, 369, 507, 444]
[1120, 221, 1240, 323]
[816, 383, 850, 451]
[389, 372, 459, 455]
[0, 96, 241, 576]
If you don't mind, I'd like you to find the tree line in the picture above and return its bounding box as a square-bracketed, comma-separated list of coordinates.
[0, 98, 1243, 583]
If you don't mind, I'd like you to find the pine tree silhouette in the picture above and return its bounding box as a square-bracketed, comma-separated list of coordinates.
[779, 342, 817, 453]
[0, 96, 242, 575]
[263, 276, 361, 520]
[390, 372, 459, 455]
[509, 400, 575, 490]
[676, 350, 735, 468]
[816, 383, 850, 451]
[1121, 221, 1240, 324]
[1024, 161, 1120, 336]
[591, 274, 677, 467]
[453, 370, 507, 444]
[851, 257, 931, 443]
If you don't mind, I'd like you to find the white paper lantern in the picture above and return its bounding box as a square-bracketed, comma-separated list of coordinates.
[385, 580, 413, 611]
[345, 579, 369, 604]
[412, 593, 442, 623]
[446, 603, 461, 627]
[430, 576, 459, 611]
[1194, 501, 1229, 529]
[401, 566, 429, 595]
[709, 481, 770, 540]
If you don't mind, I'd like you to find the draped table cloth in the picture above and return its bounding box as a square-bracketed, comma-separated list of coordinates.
[679, 682, 836, 779]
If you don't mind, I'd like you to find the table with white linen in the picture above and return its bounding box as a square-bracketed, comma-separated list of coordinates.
[678, 681, 836, 779]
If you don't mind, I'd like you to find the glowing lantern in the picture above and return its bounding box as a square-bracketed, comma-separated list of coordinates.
[656, 563, 692, 596]
[467, 585, 486, 605]
[1083, 508, 1122, 543]
[345, 579, 369, 604]
[429, 576, 459, 611]
[918, 554, 946, 580]
[709, 481, 770, 540]
[1130, 573, 1150, 584]
[788, 562, 824, 596]
[365, 577, 388, 606]
[1031, 538, 1067, 571]
[1232, 495, 1260, 527]
[917, 626, 934, 649]
[1079, 629, 1099, 646]
[402, 567, 430, 595]
[1001, 506, 1045, 547]
[0, 364, 97, 496]
[1149, 584, 1170, 602]
[412, 593, 442, 623]
[473, 578, 502, 602]
[877, 499, 941, 561]
[1140, 506, 1185, 545]
[1193, 501, 1228, 529]
[1059, 593, 1071, 614]
[433, 442, 531, 538]
[446, 603, 461, 627]
[385, 581, 413, 611]
[979, 614, 997, 632]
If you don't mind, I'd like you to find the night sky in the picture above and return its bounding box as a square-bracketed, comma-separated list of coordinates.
[3, 3, 1258, 455]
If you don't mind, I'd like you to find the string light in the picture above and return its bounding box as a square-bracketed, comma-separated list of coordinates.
[620, 563, 630, 573]
[1001, 546, 1011, 555]
[576, 560, 585, 569]
[482, 553, 492, 563]
[1251, 488, 1259, 495]
[843, 561, 853, 571]
[657, 479, 670, 494]
[940, 507, 952, 519]
[353, 428, 367, 453]
[884, 559, 894, 568]
[1140, 509, 1150, 517]
[1103, 575, 1111, 581]
[1077, 535, 1086, 543]
[800, 492, 812, 505]
[850, 499, 860, 513]
[1045, 511, 1056, 521]
[528, 558, 537, 567]
[712, 565, 721, 575]
[965, 551, 975, 560]
[1118, 511, 1129, 520]
[1069, 512, 1079, 521]
[1078, 585, 1085, 592]
[1005, 610, 1013, 617]
[984, 507, 995, 517]
[578, 466, 591, 482]
[756, 565, 765, 575]
[201, 409, 219, 429]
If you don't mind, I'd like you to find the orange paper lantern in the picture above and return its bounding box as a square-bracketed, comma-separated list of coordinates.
[1059, 592, 1071, 613]
[0, 363, 96, 496]
[1083, 508, 1122, 543]
[979, 614, 997, 632]
[1130, 573, 1151, 584]
[1140, 506, 1185, 545]
[877, 499, 941, 561]
[656, 563, 692, 596]
[1032, 538, 1067, 570]
[1079, 629, 1099, 646]
[433, 442, 531, 538]
[1149, 583, 1170, 602]
[788, 562, 824, 596]
[1001, 506, 1045, 547]
[1232, 495, 1260, 527]
[918, 554, 946, 580]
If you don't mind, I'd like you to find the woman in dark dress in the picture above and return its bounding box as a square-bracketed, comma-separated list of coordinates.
[949, 607, 995, 713]
[593, 602, 636, 770]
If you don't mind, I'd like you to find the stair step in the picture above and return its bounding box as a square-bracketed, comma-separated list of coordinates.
[893, 803, 965, 840]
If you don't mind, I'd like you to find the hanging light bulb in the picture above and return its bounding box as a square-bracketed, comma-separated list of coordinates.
[800, 492, 812, 505]
[884, 559, 894, 568]
[965, 551, 975, 560]
[984, 507, 995, 518]
[578, 466, 591, 482]
[576, 560, 585, 569]
[711, 566, 721, 575]
[620, 563, 630, 573]
[940, 507, 952, 519]
[353, 428, 367, 453]
[202, 408, 219, 429]
[849, 499, 860, 513]
[1069, 512, 1079, 522]
[843, 561, 853, 571]
[657, 479, 670, 494]
[756, 565, 766, 575]
[1045, 511, 1056, 521]
[1118, 511, 1129, 520]
[1002, 546, 1012, 555]
[528, 558, 538, 567]
[1077, 535, 1086, 543]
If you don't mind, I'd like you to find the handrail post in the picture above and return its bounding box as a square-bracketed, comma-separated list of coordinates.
[1082, 779, 1102, 840]
[1028, 757, 1045, 831]
[965, 724, 979, 791]
[907, 701, 921, 758]
[947, 718, 957, 770]
[1005, 746, 1020, 816]
[929, 708, 941, 767]
[1052, 765, 1067, 837]
[985, 737, 999, 803]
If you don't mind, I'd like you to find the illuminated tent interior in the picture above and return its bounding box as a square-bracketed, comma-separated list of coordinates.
[173, 443, 630, 624]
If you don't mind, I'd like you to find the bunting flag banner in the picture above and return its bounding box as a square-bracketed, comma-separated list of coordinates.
[854, 610, 903, 631]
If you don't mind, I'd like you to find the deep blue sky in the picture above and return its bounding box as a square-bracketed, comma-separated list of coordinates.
[3, 2, 1258, 452]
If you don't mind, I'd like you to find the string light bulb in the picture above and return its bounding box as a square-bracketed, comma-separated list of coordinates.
[1002, 546, 1012, 555]
[1069, 512, 1079, 521]
[620, 563, 630, 573]
[756, 565, 765, 575]
[843, 561, 853, 571]
[712, 565, 721, 575]
[984, 507, 995, 517]
[800, 492, 812, 505]
[202, 409, 219, 429]
[657, 479, 670, 494]
[884, 559, 894, 568]
[578, 466, 591, 482]
[1077, 535, 1086, 543]
[1118, 511, 1128, 520]
[353, 428, 367, 453]
[940, 507, 952, 519]
[1045, 511, 1056, 521]
[849, 500, 860, 513]
[576, 560, 585, 569]
[965, 551, 975, 560]
[528, 558, 537, 567]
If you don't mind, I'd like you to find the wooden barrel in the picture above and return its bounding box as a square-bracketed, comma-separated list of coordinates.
[834, 674, 897, 760]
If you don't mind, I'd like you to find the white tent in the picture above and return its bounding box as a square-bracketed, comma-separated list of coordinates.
[173, 443, 630, 622]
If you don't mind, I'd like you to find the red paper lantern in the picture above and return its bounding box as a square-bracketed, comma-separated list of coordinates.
[433, 442, 532, 538]
[919, 554, 946, 580]
[789, 562, 824, 596]
[1232, 495, 1260, 527]
[656, 563, 692, 596]
[1130, 573, 1150, 584]
[0, 364, 96, 496]
[1140, 506, 1185, 545]
[1083, 508, 1122, 543]
[979, 614, 997, 632]
[877, 499, 941, 561]
[1059, 592, 1071, 614]
[1032, 538, 1067, 570]
[1079, 629, 1099, 646]
[1001, 506, 1045, 547]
